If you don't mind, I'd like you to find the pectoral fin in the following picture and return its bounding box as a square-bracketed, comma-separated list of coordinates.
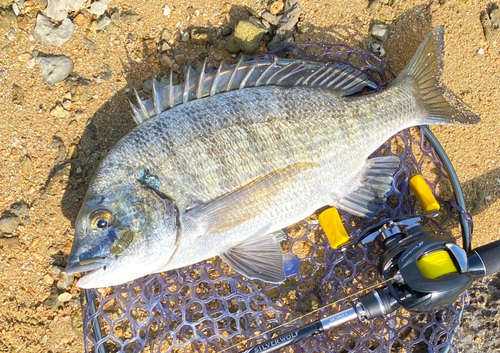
[184, 162, 318, 235]
[220, 231, 286, 283]
[338, 156, 401, 216]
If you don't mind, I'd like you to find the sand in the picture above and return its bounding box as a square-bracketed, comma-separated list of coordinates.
[0, 0, 499, 352]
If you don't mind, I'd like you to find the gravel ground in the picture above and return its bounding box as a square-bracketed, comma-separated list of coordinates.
[0, 0, 499, 352]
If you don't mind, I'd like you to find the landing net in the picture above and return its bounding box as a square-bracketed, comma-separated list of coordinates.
[82, 43, 471, 353]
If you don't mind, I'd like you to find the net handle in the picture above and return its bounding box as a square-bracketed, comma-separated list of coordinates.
[422, 126, 472, 252]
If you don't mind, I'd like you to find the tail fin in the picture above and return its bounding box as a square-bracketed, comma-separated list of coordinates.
[392, 26, 480, 125]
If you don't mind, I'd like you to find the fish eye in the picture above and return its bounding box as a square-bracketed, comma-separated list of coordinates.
[90, 209, 113, 230]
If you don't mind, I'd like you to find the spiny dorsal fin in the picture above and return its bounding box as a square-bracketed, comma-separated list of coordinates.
[130, 56, 377, 124]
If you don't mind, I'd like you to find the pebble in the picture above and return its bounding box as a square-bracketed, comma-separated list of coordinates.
[120, 10, 138, 23]
[370, 40, 385, 56]
[71, 310, 84, 337]
[159, 42, 171, 52]
[58, 292, 72, 302]
[190, 27, 213, 45]
[38, 55, 73, 86]
[12, 2, 19, 16]
[221, 26, 232, 36]
[43, 274, 54, 286]
[160, 54, 172, 68]
[104, 21, 118, 34]
[34, 14, 75, 47]
[181, 31, 190, 42]
[57, 271, 74, 289]
[12, 84, 25, 104]
[231, 21, 267, 54]
[66, 77, 91, 103]
[491, 9, 500, 29]
[67, 0, 86, 11]
[174, 53, 186, 65]
[88, 0, 108, 16]
[161, 29, 172, 41]
[163, 4, 171, 17]
[371, 23, 391, 42]
[62, 99, 71, 110]
[485, 195, 492, 201]
[43, 291, 62, 311]
[368, 0, 381, 11]
[97, 15, 111, 29]
[20, 155, 32, 173]
[73, 13, 89, 29]
[478, 48, 485, 55]
[26, 57, 36, 69]
[10, 201, 29, 217]
[50, 103, 71, 118]
[0, 216, 20, 234]
[45, 0, 67, 21]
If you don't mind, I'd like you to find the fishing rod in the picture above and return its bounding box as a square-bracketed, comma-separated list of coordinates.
[240, 212, 500, 353]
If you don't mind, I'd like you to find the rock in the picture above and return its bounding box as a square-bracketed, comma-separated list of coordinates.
[20, 155, 32, 173]
[0, 216, 20, 234]
[71, 310, 84, 337]
[104, 21, 118, 34]
[0, 7, 16, 32]
[161, 29, 172, 41]
[89, 0, 108, 16]
[66, 77, 91, 103]
[163, 4, 171, 17]
[369, 40, 385, 56]
[221, 26, 232, 36]
[159, 42, 170, 52]
[67, 0, 86, 11]
[269, 0, 284, 15]
[45, 0, 68, 21]
[174, 53, 185, 65]
[50, 103, 71, 118]
[160, 55, 172, 68]
[57, 271, 74, 288]
[225, 34, 240, 53]
[97, 15, 111, 29]
[34, 14, 75, 47]
[38, 55, 73, 85]
[190, 28, 213, 45]
[368, 0, 381, 11]
[12, 2, 18, 16]
[266, 0, 302, 51]
[43, 290, 62, 311]
[181, 31, 189, 42]
[12, 84, 25, 104]
[120, 10, 138, 23]
[10, 201, 29, 217]
[371, 23, 391, 42]
[232, 21, 267, 54]
[73, 13, 89, 29]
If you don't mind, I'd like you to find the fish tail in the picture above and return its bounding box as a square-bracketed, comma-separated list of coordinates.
[392, 25, 480, 125]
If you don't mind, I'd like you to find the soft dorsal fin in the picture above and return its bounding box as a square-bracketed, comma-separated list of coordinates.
[130, 56, 377, 124]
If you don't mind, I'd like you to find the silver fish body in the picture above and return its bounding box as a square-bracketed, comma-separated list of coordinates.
[67, 26, 480, 288]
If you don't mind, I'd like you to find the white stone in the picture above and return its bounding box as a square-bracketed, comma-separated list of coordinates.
[58, 292, 72, 302]
[46, 0, 68, 21]
[38, 55, 73, 85]
[67, 0, 87, 11]
[371, 23, 391, 42]
[478, 48, 485, 55]
[163, 4, 171, 17]
[34, 14, 75, 47]
[89, 0, 108, 16]
[12, 2, 19, 16]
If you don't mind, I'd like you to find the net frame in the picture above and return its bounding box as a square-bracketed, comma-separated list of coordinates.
[81, 43, 472, 353]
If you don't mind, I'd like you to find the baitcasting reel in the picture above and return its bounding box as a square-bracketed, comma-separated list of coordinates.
[241, 212, 500, 353]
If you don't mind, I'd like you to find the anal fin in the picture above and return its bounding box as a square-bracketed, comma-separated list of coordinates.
[220, 231, 286, 283]
[338, 156, 401, 216]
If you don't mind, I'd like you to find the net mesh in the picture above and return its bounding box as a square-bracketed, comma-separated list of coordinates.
[82, 43, 470, 353]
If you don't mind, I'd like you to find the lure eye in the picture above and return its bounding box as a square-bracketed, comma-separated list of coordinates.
[90, 209, 113, 230]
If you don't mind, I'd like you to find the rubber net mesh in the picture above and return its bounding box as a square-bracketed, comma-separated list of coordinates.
[82, 43, 470, 353]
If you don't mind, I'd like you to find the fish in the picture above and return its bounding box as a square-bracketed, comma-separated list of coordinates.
[66, 26, 480, 288]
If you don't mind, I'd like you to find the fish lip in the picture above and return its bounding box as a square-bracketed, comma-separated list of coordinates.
[66, 257, 109, 275]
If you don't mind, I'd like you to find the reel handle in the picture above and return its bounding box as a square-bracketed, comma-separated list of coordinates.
[468, 239, 500, 277]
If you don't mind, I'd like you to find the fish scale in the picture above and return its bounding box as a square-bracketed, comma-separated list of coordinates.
[68, 27, 481, 288]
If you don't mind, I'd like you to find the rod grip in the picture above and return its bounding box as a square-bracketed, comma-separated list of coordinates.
[472, 239, 500, 277]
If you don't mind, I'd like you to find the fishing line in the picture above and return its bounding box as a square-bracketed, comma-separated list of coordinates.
[219, 277, 394, 353]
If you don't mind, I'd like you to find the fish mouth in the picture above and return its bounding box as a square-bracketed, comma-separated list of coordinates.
[66, 256, 109, 275]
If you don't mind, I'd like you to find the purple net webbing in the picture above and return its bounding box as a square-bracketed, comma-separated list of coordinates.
[82, 43, 470, 353]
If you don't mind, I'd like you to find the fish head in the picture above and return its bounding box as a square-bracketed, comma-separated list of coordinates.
[66, 179, 179, 288]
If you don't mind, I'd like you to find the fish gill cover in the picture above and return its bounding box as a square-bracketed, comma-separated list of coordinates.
[82, 43, 469, 353]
